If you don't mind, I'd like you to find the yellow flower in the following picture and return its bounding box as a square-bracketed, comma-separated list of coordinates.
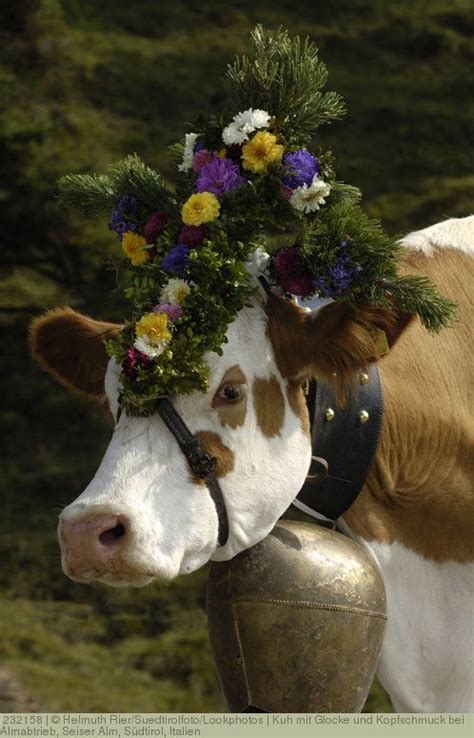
[136, 312, 171, 346]
[218, 148, 227, 158]
[182, 192, 220, 226]
[242, 131, 284, 173]
[122, 232, 149, 266]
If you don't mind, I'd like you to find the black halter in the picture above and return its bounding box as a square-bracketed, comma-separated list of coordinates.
[155, 398, 229, 547]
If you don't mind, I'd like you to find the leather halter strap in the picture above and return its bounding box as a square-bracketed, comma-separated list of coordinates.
[155, 398, 230, 547]
[294, 362, 383, 522]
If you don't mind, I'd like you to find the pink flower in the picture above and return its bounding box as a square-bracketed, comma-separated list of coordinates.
[153, 302, 183, 322]
[143, 211, 168, 244]
[192, 149, 215, 173]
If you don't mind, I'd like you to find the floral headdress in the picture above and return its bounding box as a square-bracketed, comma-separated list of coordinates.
[58, 26, 455, 416]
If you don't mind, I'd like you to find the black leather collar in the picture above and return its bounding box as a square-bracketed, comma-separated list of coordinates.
[294, 363, 383, 522]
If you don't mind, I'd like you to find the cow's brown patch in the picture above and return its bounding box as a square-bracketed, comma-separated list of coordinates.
[214, 365, 248, 429]
[30, 307, 121, 400]
[287, 381, 310, 436]
[265, 294, 411, 404]
[195, 431, 235, 479]
[343, 249, 474, 562]
[252, 376, 285, 438]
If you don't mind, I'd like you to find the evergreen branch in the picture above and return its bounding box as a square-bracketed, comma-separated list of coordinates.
[167, 142, 185, 169]
[57, 173, 116, 216]
[380, 275, 457, 332]
[225, 25, 345, 142]
[328, 182, 362, 207]
[107, 154, 173, 212]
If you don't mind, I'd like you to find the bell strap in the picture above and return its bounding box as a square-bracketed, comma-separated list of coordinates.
[294, 363, 383, 521]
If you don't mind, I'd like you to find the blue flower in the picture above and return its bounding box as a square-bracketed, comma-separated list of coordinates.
[108, 194, 140, 237]
[162, 245, 190, 277]
[313, 241, 362, 298]
[282, 150, 319, 189]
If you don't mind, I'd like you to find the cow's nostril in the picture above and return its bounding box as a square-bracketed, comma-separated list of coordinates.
[98, 521, 126, 547]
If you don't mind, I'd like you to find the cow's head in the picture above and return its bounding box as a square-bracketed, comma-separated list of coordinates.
[30, 292, 408, 587]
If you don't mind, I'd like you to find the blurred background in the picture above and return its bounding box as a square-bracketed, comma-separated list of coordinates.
[1, 0, 473, 712]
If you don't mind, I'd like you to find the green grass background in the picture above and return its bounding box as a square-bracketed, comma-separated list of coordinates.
[1, 0, 473, 712]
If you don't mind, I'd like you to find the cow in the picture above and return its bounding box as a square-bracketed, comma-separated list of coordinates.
[30, 215, 474, 712]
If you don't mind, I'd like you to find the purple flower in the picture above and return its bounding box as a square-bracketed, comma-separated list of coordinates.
[162, 244, 190, 277]
[143, 211, 168, 244]
[273, 247, 314, 296]
[153, 302, 183, 322]
[178, 225, 207, 248]
[282, 150, 320, 189]
[108, 193, 140, 237]
[123, 346, 150, 379]
[197, 157, 243, 196]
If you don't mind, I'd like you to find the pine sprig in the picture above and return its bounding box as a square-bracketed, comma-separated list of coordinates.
[57, 173, 116, 216]
[225, 25, 345, 144]
[107, 154, 174, 213]
[328, 182, 362, 208]
[377, 275, 457, 332]
[58, 156, 174, 218]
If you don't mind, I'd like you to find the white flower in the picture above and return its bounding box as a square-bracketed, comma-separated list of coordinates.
[290, 176, 331, 213]
[246, 247, 270, 281]
[160, 278, 191, 305]
[178, 132, 199, 172]
[222, 108, 270, 146]
[133, 336, 167, 359]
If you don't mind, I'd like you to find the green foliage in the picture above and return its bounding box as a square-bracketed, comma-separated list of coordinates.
[225, 25, 346, 144]
[58, 155, 175, 218]
[300, 203, 457, 331]
[57, 174, 117, 217]
[108, 155, 175, 213]
[0, 598, 223, 711]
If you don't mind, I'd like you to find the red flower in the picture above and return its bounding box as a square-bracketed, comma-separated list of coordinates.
[273, 247, 313, 296]
[123, 346, 150, 379]
[177, 224, 207, 248]
[143, 211, 168, 244]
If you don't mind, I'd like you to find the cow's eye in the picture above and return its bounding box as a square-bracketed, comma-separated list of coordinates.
[216, 384, 244, 403]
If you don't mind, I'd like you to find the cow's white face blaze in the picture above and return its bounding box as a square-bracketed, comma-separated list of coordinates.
[57, 297, 313, 586]
[31, 287, 402, 588]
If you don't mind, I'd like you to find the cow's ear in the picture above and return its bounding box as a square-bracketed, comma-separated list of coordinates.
[266, 294, 413, 401]
[30, 307, 121, 400]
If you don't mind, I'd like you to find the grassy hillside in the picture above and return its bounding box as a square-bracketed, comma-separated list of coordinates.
[1, 0, 472, 712]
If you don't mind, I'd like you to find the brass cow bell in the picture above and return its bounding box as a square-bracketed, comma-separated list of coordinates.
[207, 520, 386, 712]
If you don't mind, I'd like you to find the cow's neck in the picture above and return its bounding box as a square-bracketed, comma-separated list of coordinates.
[338, 374, 474, 711]
[342, 346, 473, 563]
[337, 240, 474, 711]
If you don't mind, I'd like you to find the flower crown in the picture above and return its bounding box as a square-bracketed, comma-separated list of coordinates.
[58, 26, 455, 416]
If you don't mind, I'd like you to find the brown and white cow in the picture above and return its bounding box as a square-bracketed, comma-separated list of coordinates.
[31, 215, 474, 712]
